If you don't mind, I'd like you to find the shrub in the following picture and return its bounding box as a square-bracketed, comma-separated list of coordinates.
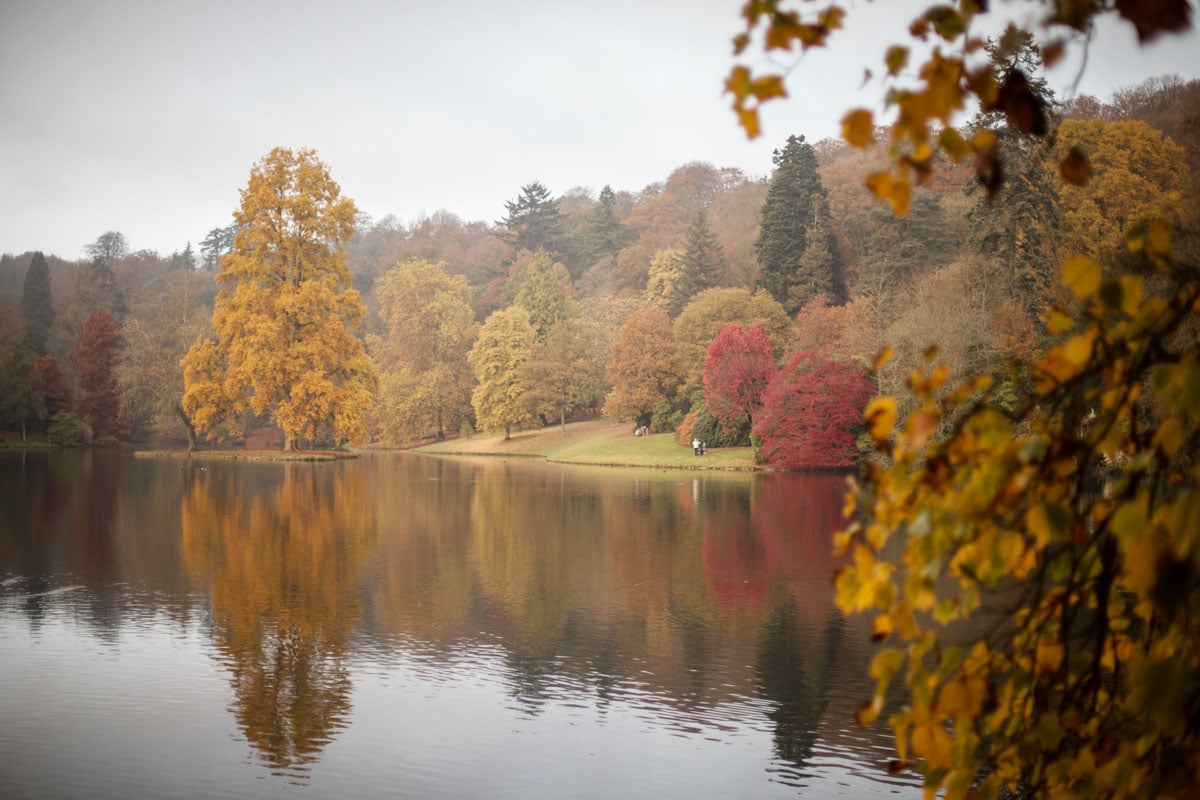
[47, 412, 88, 447]
[753, 350, 874, 468]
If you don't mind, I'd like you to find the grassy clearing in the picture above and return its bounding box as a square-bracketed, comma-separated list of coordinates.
[415, 419, 761, 470]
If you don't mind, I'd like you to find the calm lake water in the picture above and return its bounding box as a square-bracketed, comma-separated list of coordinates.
[0, 449, 919, 799]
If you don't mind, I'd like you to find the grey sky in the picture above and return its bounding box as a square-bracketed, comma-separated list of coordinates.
[2, 0, 1197, 260]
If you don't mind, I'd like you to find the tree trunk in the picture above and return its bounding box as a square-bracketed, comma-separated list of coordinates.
[283, 431, 295, 451]
[504, 424, 511, 441]
[560, 406, 567, 436]
[175, 404, 198, 452]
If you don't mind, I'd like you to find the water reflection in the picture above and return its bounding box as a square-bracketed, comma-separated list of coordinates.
[180, 462, 373, 779]
[0, 451, 915, 799]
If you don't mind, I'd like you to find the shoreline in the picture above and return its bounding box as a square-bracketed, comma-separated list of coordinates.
[133, 450, 356, 462]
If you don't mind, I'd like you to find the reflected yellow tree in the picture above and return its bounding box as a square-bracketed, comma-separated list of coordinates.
[181, 463, 373, 777]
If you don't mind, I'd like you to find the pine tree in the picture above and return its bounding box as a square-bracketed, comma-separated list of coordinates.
[578, 185, 633, 265]
[756, 135, 844, 312]
[788, 194, 845, 312]
[682, 208, 726, 298]
[498, 181, 563, 256]
[19, 251, 54, 354]
[967, 30, 1063, 310]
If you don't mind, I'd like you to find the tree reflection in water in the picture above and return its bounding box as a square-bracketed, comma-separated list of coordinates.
[180, 462, 373, 780]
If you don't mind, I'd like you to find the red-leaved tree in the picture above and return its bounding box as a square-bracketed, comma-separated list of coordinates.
[753, 350, 873, 468]
[71, 309, 130, 442]
[703, 322, 777, 433]
[30, 354, 74, 416]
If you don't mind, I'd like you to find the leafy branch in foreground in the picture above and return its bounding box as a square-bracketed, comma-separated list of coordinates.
[727, 0, 1192, 213]
[835, 226, 1200, 799]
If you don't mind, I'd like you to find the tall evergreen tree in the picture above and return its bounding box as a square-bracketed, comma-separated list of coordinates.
[200, 225, 237, 271]
[682, 208, 726, 298]
[789, 194, 845, 312]
[578, 185, 633, 265]
[967, 30, 1063, 309]
[497, 181, 563, 256]
[19, 251, 54, 353]
[756, 135, 844, 312]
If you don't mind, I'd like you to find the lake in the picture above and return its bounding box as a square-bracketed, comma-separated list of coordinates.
[0, 449, 918, 799]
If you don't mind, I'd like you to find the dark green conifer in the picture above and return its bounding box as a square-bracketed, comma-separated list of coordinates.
[756, 135, 845, 313]
[682, 208, 726, 298]
[19, 251, 54, 353]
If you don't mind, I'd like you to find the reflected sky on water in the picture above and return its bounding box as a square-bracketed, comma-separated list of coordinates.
[0, 450, 919, 799]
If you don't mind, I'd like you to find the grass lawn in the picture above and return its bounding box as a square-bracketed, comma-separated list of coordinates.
[415, 419, 762, 470]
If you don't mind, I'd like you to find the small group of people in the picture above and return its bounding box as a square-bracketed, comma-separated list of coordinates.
[691, 438, 707, 455]
[633, 425, 649, 436]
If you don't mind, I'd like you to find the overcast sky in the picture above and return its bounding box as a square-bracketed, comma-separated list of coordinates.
[2, 0, 1197, 260]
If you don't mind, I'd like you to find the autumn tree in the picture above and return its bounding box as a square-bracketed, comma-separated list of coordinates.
[371, 258, 478, 443]
[604, 306, 683, 427]
[511, 250, 575, 340]
[71, 309, 130, 443]
[727, 0, 1200, 797]
[756, 135, 845, 312]
[702, 322, 776, 435]
[181, 148, 376, 450]
[752, 350, 872, 469]
[468, 305, 539, 439]
[19, 251, 54, 354]
[673, 287, 791, 399]
[1050, 118, 1190, 258]
[120, 267, 213, 448]
[31, 354, 73, 417]
[522, 317, 603, 434]
[644, 249, 688, 316]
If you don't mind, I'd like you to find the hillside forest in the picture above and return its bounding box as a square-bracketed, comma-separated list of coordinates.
[1, 70, 1197, 467]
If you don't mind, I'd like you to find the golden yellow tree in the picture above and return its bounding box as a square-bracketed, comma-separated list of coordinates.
[181, 148, 376, 450]
[370, 258, 478, 444]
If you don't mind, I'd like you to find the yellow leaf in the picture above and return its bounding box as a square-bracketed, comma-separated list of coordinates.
[1027, 502, 1070, 548]
[1146, 219, 1173, 260]
[912, 720, 953, 768]
[842, 108, 875, 147]
[937, 676, 987, 718]
[873, 345, 895, 371]
[738, 107, 761, 139]
[1036, 640, 1064, 674]
[1045, 307, 1073, 335]
[1062, 255, 1101, 300]
[1035, 330, 1096, 392]
[865, 396, 898, 444]
[750, 74, 788, 101]
[885, 45, 909, 75]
